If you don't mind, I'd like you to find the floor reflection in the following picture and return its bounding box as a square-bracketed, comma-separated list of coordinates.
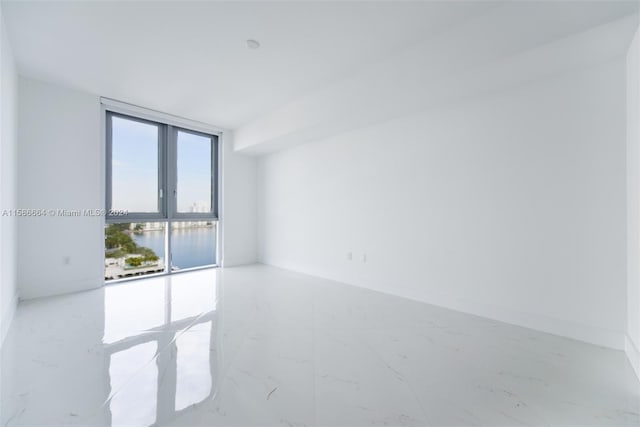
[174, 322, 212, 412]
[109, 342, 157, 426]
[103, 271, 219, 426]
[3, 265, 638, 427]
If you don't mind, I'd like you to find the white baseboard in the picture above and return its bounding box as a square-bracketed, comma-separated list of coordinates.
[19, 277, 102, 300]
[1, 292, 18, 347]
[260, 262, 625, 350]
[404, 288, 625, 350]
[625, 334, 640, 381]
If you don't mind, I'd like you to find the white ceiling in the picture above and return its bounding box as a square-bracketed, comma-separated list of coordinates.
[232, 1, 640, 153]
[0, 0, 502, 129]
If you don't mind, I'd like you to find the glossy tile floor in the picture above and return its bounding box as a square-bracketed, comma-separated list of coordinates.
[1, 265, 639, 427]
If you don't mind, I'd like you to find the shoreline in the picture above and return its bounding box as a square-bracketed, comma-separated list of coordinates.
[132, 224, 215, 233]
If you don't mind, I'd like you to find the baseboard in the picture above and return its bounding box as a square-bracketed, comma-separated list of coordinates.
[222, 262, 260, 269]
[19, 277, 102, 301]
[398, 286, 625, 350]
[259, 261, 624, 350]
[222, 258, 259, 268]
[625, 334, 640, 381]
[1, 292, 18, 347]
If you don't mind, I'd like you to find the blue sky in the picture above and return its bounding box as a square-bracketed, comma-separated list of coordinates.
[111, 117, 211, 213]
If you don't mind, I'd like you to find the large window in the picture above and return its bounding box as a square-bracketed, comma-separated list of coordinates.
[105, 111, 219, 281]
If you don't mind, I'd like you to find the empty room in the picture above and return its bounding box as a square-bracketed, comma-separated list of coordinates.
[1, 0, 640, 426]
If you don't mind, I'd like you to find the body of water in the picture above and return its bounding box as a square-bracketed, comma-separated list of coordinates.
[132, 226, 217, 270]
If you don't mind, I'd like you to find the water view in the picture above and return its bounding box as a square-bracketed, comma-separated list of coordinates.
[133, 225, 217, 270]
[105, 222, 217, 280]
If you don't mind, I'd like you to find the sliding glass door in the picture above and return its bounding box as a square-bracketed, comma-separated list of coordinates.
[104, 112, 219, 281]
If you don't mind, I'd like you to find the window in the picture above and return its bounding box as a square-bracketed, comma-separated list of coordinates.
[105, 111, 219, 281]
[109, 115, 162, 215]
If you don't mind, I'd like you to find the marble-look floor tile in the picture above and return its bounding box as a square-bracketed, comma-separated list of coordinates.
[2, 265, 639, 426]
[315, 328, 431, 426]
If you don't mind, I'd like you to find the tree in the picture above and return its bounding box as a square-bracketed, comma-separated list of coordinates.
[105, 223, 158, 261]
[126, 257, 144, 267]
[105, 224, 135, 250]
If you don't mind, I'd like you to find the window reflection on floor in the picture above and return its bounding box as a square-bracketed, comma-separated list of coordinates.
[103, 272, 218, 426]
[175, 322, 212, 411]
[109, 343, 158, 427]
[103, 277, 165, 344]
[170, 272, 218, 322]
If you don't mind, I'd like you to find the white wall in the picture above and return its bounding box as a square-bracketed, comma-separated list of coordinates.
[17, 77, 103, 299]
[17, 77, 257, 299]
[222, 132, 257, 267]
[626, 23, 640, 379]
[0, 4, 19, 345]
[258, 57, 627, 350]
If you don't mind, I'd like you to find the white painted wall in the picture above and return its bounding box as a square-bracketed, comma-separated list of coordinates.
[626, 23, 640, 379]
[17, 77, 103, 300]
[222, 132, 257, 267]
[17, 77, 257, 299]
[258, 57, 627, 350]
[0, 4, 19, 345]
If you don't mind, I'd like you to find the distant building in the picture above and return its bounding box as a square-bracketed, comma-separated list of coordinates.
[123, 203, 213, 231]
[190, 200, 208, 213]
